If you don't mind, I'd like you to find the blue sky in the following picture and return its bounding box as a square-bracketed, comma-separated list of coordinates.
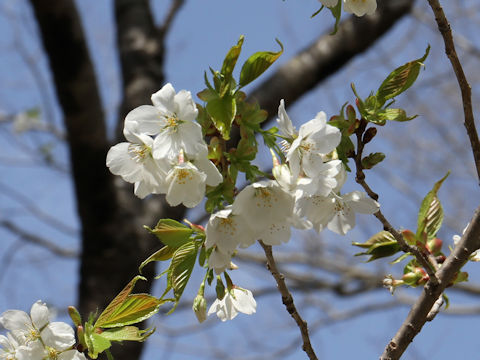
[1, 0, 480, 359]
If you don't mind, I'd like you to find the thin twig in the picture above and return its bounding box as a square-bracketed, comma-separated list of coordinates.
[353, 121, 439, 282]
[427, 0, 480, 183]
[258, 240, 318, 360]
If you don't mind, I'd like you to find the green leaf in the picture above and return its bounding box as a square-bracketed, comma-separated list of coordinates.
[197, 89, 218, 102]
[328, 1, 342, 35]
[361, 152, 385, 170]
[146, 219, 193, 249]
[90, 332, 112, 355]
[221, 36, 244, 81]
[353, 231, 400, 262]
[376, 108, 417, 122]
[99, 326, 154, 342]
[376, 45, 430, 106]
[94, 276, 162, 329]
[239, 39, 284, 88]
[390, 252, 411, 265]
[206, 95, 236, 140]
[168, 241, 200, 312]
[139, 246, 176, 274]
[416, 171, 449, 241]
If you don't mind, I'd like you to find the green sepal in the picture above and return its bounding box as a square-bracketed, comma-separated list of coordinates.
[145, 219, 193, 249]
[139, 246, 176, 274]
[361, 152, 385, 170]
[353, 231, 400, 262]
[311, 5, 324, 18]
[376, 45, 430, 107]
[239, 39, 284, 88]
[328, 0, 342, 35]
[198, 245, 207, 267]
[416, 171, 449, 241]
[94, 276, 163, 329]
[168, 241, 200, 313]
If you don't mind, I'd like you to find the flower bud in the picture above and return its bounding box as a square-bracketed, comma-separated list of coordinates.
[401, 229, 416, 245]
[426, 237, 443, 255]
[68, 306, 82, 327]
[362, 127, 377, 144]
[192, 294, 207, 323]
[383, 274, 404, 295]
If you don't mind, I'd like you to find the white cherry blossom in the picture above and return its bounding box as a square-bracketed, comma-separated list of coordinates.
[208, 288, 256, 322]
[232, 181, 298, 245]
[208, 248, 234, 275]
[165, 162, 207, 208]
[0, 333, 22, 360]
[303, 191, 379, 235]
[106, 131, 168, 199]
[205, 207, 255, 253]
[277, 100, 341, 180]
[123, 83, 207, 161]
[344, 0, 377, 16]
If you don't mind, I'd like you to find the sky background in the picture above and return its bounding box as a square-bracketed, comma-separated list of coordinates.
[1, 0, 480, 359]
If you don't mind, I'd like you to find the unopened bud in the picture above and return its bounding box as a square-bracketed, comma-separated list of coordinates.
[192, 294, 207, 323]
[68, 306, 82, 327]
[383, 274, 404, 295]
[426, 238, 443, 255]
[346, 105, 356, 122]
[401, 229, 416, 246]
[362, 127, 377, 144]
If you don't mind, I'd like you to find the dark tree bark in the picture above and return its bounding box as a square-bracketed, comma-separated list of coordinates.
[28, 0, 414, 359]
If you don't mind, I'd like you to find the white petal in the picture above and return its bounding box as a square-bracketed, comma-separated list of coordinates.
[41, 322, 75, 351]
[174, 90, 198, 122]
[208, 249, 232, 274]
[276, 99, 296, 138]
[58, 350, 87, 360]
[328, 208, 356, 235]
[345, 191, 380, 214]
[124, 105, 162, 137]
[232, 289, 256, 315]
[0, 310, 31, 332]
[30, 301, 49, 330]
[151, 83, 176, 114]
[194, 158, 222, 187]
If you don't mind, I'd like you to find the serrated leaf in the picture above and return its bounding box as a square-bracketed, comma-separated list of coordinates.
[361, 152, 385, 169]
[377, 45, 430, 106]
[239, 39, 283, 88]
[146, 219, 193, 249]
[95, 294, 163, 329]
[99, 326, 154, 342]
[94, 276, 163, 329]
[376, 108, 417, 122]
[416, 172, 449, 241]
[221, 36, 244, 81]
[352, 230, 396, 248]
[168, 241, 199, 313]
[206, 95, 236, 140]
[139, 246, 176, 274]
[353, 231, 400, 261]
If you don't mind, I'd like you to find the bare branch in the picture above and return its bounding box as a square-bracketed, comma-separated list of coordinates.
[427, 0, 480, 183]
[159, 0, 185, 39]
[381, 205, 480, 359]
[259, 240, 318, 360]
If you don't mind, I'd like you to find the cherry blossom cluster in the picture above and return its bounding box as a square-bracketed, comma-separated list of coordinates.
[0, 301, 85, 360]
[107, 83, 222, 206]
[318, 0, 377, 16]
[205, 100, 380, 274]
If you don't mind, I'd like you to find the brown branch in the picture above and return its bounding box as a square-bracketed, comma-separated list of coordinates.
[380, 205, 480, 359]
[259, 240, 318, 360]
[159, 0, 185, 39]
[353, 122, 440, 282]
[426, 0, 480, 183]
